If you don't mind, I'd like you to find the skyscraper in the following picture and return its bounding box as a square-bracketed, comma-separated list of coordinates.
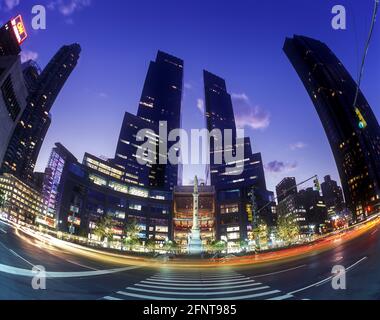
[203, 71, 269, 192]
[114, 51, 184, 191]
[321, 175, 345, 214]
[1, 44, 81, 184]
[0, 15, 27, 57]
[276, 177, 297, 204]
[284, 35, 380, 220]
[0, 55, 28, 167]
[203, 71, 273, 247]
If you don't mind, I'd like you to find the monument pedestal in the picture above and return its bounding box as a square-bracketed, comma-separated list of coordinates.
[188, 228, 203, 255]
[187, 175, 204, 255]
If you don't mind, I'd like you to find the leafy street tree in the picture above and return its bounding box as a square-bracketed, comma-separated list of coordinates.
[252, 218, 269, 251]
[163, 240, 179, 254]
[123, 218, 142, 251]
[93, 215, 116, 245]
[208, 240, 227, 253]
[277, 212, 301, 245]
[145, 239, 157, 253]
[0, 190, 5, 210]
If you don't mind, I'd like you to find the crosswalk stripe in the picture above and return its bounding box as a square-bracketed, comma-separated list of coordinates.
[145, 278, 252, 284]
[116, 289, 281, 301]
[150, 275, 246, 280]
[126, 286, 271, 296]
[134, 282, 263, 291]
[212, 290, 281, 300]
[267, 294, 294, 300]
[103, 296, 122, 300]
[117, 291, 177, 300]
[141, 279, 256, 287]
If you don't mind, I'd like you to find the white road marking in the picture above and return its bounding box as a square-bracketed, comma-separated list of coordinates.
[0, 228, 7, 234]
[145, 277, 253, 284]
[9, 249, 35, 267]
[0, 263, 140, 278]
[251, 265, 307, 278]
[288, 256, 368, 295]
[267, 294, 294, 300]
[103, 296, 122, 300]
[116, 289, 281, 300]
[126, 285, 271, 296]
[135, 282, 263, 291]
[150, 275, 245, 280]
[141, 279, 256, 287]
[65, 259, 99, 271]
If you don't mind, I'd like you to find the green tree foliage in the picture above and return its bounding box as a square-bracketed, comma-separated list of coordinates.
[145, 239, 157, 253]
[93, 215, 116, 243]
[123, 218, 142, 250]
[208, 240, 227, 253]
[0, 190, 5, 209]
[277, 213, 300, 245]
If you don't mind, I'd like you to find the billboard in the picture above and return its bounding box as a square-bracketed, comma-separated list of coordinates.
[11, 15, 27, 44]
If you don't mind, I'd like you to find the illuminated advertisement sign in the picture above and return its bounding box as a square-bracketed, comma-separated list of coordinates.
[68, 215, 81, 226]
[11, 15, 27, 44]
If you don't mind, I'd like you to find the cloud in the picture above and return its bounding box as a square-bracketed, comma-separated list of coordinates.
[48, 0, 91, 16]
[98, 92, 108, 99]
[290, 141, 307, 151]
[184, 83, 192, 90]
[197, 98, 205, 113]
[3, 0, 20, 10]
[232, 93, 270, 130]
[265, 161, 298, 173]
[20, 50, 39, 63]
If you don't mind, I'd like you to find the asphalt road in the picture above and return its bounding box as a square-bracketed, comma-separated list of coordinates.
[0, 219, 379, 300]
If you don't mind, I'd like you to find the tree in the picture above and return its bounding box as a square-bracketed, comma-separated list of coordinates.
[277, 212, 300, 245]
[208, 240, 227, 253]
[93, 215, 116, 245]
[123, 218, 141, 251]
[252, 218, 269, 251]
[145, 239, 157, 253]
[0, 190, 6, 210]
[163, 240, 179, 254]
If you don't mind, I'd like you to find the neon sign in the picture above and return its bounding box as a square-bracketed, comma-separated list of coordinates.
[11, 15, 27, 45]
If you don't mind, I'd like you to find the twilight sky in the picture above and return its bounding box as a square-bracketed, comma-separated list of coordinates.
[1, 0, 379, 193]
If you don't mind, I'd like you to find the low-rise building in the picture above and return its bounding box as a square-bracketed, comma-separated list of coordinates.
[0, 173, 44, 225]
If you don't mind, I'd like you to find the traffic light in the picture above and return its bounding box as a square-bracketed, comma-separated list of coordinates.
[355, 108, 367, 129]
[314, 178, 321, 192]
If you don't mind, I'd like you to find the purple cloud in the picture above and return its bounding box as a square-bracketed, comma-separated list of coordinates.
[265, 160, 298, 173]
[290, 141, 307, 151]
[232, 93, 270, 130]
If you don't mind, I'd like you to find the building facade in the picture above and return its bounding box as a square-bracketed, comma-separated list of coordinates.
[203, 71, 274, 249]
[276, 177, 297, 203]
[0, 55, 28, 167]
[173, 185, 216, 251]
[321, 175, 345, 215]
[1, 44, 81, 184]
[284, 35, 380, 221]
[0, 173, 44, 225]
[114, 51, 184, 191]
[41, 143, 172, 245]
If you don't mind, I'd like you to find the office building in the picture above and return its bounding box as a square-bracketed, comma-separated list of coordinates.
[284, 35, 380, 220]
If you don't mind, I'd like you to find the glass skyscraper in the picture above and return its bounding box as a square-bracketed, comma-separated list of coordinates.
[203, 71, 274, 246]
[114, 51, 184, 191]
[284, 35, 380, 220]
[1, 44, 81, 184]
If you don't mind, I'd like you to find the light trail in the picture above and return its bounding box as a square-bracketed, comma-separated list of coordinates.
[5, 215, 380, 269]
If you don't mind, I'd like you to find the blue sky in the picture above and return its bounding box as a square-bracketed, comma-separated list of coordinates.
[1, 0, 379, 192]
